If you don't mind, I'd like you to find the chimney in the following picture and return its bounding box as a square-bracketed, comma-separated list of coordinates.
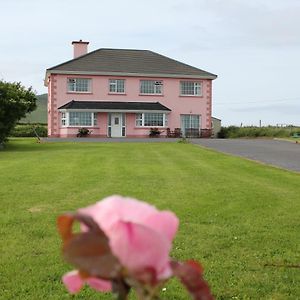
[72, 40, 89, 58]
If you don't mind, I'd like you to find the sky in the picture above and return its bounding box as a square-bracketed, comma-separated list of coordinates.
[1, 0, 299, 126]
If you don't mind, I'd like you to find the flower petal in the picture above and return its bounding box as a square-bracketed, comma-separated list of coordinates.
[78, 195, 178, 240]
[62, 270, 83, 294]
[144, 211, 179, 242]
[109, 220, 172, 280]
[86, 277, 112, 292]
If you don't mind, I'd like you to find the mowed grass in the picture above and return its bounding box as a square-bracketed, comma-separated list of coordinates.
[0, 138, 299, 300]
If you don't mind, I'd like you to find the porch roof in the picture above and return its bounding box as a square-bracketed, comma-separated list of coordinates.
[58, 100, 171, 113]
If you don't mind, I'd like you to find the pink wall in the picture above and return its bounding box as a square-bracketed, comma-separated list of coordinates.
[48, 74, 213, 137]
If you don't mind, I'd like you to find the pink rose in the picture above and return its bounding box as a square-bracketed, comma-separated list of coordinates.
[62, 195, 179, 293]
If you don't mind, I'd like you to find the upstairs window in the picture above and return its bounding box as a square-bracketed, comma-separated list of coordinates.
[109, 79, 125, 93]
[180, 81, 201, 96]
[67, 78, 91, 92]
[140, 80, 163, 94]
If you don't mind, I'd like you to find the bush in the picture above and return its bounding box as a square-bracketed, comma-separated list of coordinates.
[10, 124, 47, 137]
[218, 126, 300, 138]
[0, 81, 37, 144]
[149, 128, 161, 137]
[76, 127, 91, 137]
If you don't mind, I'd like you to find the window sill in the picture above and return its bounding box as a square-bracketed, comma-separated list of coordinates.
[134, 126, 167, 129]
[179, 95, 203, 98]
[66, 92, 93, 94]
[108, 92, 127, 95]
[60, 126, 100, 129]
[139, 94, 164, 96]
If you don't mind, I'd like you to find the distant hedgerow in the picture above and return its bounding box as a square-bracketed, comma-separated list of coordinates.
[218, 126, 300, 138]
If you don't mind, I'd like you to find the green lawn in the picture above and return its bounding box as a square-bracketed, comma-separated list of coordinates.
[1, 138, 299, 300]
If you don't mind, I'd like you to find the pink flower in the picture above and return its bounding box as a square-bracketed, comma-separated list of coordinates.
[79, 195, 179, 281]
[62, 195, 179, 293]
[59, 196, 214, 300]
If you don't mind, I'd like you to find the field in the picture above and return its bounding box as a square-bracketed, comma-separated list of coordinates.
[1, 138, 299, 299]
[20, 94, 47, 124]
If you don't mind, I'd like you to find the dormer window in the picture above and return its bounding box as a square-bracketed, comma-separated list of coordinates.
[67, 78, 91, 92]
[140, 80, 163, 95]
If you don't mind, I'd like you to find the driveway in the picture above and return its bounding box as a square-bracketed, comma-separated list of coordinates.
[191, 139, 300, 172]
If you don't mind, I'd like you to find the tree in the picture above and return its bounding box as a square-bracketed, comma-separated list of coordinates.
[0, 81, 37, 145]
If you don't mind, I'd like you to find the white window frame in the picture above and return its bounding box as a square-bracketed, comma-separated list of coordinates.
[60, 112, 97, 127]
[61, 112, 66, 126]
[67, 78, 92, 93]
[180, 81, 202, 96]
[140, 80, 163, 95]
[109, 79, 125, 94]
[135, 113, 167, 127]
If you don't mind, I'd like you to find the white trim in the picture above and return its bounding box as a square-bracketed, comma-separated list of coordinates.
[59, 108, 170, 113]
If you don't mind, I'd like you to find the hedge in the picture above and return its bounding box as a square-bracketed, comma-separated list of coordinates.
[218, 126, 300, 138]
[10, 124, 48, 137]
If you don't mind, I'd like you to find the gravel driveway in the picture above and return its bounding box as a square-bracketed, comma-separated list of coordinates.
[191, 139, 300, 172]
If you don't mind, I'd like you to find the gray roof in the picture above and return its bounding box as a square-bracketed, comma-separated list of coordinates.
[47, 49, 217, 79]
[58, 100, 171, 112]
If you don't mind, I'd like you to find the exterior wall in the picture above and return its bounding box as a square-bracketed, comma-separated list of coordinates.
[48, 74, 60, 137]
[212, 118, 221, 138]
[48, 74, 213, 137]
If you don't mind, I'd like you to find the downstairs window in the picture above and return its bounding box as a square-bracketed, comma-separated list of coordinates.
[61, 112, 97, 127]
[135, 113, 167, 127]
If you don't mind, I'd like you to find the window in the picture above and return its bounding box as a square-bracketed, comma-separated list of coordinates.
[135, 113, 166, 127]
[93, 113, 97, 126]
[180, 114, 200, 137]
[61, 112, 97, 127]
[69, 112, 92, 126]
[180, 81, 201, 96]
[136, 113, 143, 126]
[140, 80, 163, 94]
[109, 79, 125, 93]
[61, 112, 66, 126]
[67, 78, 91, 92]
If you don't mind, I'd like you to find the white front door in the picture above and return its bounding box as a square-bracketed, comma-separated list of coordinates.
[111, 113, 122, 137]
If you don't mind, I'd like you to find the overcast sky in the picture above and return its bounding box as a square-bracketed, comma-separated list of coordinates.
[1, 0, 299, 126]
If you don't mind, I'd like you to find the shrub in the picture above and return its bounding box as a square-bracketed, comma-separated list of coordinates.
[149, 128, 161, 137]
[0, 80, 37, 144]
[77, 127, 91, 137]
[10, 124, 47, 137]
[218, 126, 300, 139]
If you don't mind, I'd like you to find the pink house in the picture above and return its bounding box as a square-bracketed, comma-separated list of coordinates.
[45, 40, 217, 138]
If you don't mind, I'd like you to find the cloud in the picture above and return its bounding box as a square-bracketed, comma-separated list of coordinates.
[200, 0, 300, 48]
